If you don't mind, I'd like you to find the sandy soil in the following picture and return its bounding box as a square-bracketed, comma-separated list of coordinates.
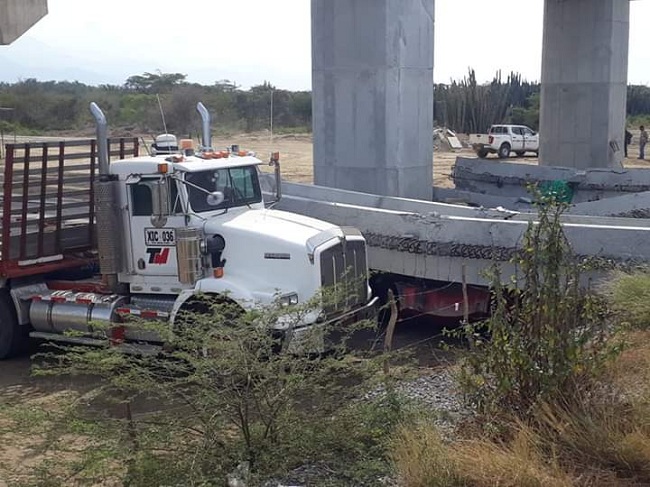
[212, 132, 650, 190]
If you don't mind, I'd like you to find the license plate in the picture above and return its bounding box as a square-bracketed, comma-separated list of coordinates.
[144, 228, 176, 246]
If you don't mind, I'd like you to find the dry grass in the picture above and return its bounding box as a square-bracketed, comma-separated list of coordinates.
[391, 330, 650, 487]
[602, 271, 650, 330]
[391, 422, 573, 487]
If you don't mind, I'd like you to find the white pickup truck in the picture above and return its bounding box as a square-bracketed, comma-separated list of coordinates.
[470, 124, 539, 159]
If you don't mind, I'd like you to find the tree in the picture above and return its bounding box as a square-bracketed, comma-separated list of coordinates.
[125, 71, 187, 94]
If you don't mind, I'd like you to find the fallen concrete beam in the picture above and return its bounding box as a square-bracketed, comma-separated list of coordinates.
[453, 158, 650, 203]
[433, 187, 532, 211]
[272, 183, 650, 286]
[268, 177, 650, 229]
[569, 192, 650, 218]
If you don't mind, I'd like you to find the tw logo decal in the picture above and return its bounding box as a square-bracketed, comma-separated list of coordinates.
[146, 248, 170, 265]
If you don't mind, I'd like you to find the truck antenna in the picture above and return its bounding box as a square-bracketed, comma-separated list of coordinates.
[156, 94, 168, 134]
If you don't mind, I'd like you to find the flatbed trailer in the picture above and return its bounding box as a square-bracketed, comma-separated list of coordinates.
[0, 137, 139, 280]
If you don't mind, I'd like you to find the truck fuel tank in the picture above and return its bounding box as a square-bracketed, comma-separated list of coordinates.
[30, 291, 127, 334]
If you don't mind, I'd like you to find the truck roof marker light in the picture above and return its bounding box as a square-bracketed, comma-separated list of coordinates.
[180, 139, 193, 150]
[214, 267, 224, 278]
[238, 150, 247, 157]
[158, 163, 169, 174]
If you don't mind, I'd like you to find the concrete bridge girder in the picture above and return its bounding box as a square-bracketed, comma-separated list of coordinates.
[0, 0, 48, 45]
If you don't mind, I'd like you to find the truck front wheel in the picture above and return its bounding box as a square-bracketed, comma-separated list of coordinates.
[498, 144, 511, 159]
[0, 291, 28, 359]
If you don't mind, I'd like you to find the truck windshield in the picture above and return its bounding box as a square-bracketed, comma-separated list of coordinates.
[185, 166, 262, 212]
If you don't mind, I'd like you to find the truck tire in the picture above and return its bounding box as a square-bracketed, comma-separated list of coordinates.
[477, 149, 489, 158]
[370, 275, 401, 328]
[0, 291, 27, 359]
[174, 295, 245, 356]
[515, 151, 526, 157]
[498, 144, 511, 159]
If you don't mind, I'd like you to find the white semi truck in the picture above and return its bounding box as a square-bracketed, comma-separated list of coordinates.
[0, 103, 377, 359]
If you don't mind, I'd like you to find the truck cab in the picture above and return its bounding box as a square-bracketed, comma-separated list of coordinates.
[0, 103, 378, 358]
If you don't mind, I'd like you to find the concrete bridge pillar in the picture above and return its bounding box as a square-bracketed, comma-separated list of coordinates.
[539, 0, 630, 169]
[311, 0, 434, 199]
[0, 0, 48, 45]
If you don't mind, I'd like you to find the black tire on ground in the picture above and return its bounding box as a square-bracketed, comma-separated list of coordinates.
[477, 149, 489, 158]
[370, 275, 401, 329]
[0, 290, 28, 360]
[498, 144, 511, 159]
[174, 295, 246, 355]
[515, 151, 526, 157]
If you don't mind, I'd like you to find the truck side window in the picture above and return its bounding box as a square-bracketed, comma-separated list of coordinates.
[131, 183, 153, 216]
[230, 167, 256, 199]
[131, 179, 179, 216]
[511, 127, 523, 135]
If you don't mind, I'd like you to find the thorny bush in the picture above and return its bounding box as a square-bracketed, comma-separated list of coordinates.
[30, 284, 403, 486]
[456, 193, 620, 418]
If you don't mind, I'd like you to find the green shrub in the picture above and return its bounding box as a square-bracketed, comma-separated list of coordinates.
[28, 290, 408, 485]
[457, 196, 617, 417]
[603, 270, 650, 329]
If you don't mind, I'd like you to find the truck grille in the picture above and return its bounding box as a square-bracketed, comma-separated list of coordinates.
[320, 239, 368, 313]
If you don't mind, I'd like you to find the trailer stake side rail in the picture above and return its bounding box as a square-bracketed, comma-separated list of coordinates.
[0, 137, 139, 279]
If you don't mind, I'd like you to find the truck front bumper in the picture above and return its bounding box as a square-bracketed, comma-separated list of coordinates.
[283, 296, 380, 353]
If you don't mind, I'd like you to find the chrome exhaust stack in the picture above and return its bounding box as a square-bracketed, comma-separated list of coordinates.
[90, 102, 110, 178]
[196, 102, 213, 152]
[90, 103, 124, 292]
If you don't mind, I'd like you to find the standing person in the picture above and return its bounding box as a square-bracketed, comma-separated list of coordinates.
[640, 126, 649, 160]
[625, 129, 633, 158]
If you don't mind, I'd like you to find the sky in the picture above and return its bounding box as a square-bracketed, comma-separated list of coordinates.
[1, 0, 650, 90]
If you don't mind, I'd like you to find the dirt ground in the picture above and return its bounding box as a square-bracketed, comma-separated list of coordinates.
[213, 132, 650, 189]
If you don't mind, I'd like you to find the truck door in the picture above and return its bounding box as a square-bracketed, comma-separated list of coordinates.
[127, 177, 185, 278]
[510, 127, 524, 152]
[523, 126, 538, 152]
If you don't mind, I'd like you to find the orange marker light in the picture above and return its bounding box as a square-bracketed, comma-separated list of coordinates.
[158, 163, 169, 174]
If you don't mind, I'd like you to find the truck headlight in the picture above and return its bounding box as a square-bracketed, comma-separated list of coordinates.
[279, 293, 299, 307]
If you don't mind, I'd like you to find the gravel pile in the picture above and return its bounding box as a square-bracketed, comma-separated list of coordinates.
[364, 369, 474, 439]
[259, 370, 473, 487]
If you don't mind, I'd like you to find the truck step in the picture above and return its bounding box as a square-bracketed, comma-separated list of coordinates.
[115, 306, 170, 320]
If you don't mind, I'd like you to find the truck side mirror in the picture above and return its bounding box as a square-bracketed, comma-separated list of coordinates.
[268, 152, 282, 204]
[151, 178, 171, 227]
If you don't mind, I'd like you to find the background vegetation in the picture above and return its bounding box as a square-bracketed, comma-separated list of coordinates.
[1, 70, 649, 137]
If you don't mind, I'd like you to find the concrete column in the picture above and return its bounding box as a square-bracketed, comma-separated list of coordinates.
[311, 0, 434, 200]
[0, 0, 48, 45]
[539, 0, 629, 169]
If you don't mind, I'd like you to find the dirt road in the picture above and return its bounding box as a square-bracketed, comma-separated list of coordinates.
[212, 132, 650, 189]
